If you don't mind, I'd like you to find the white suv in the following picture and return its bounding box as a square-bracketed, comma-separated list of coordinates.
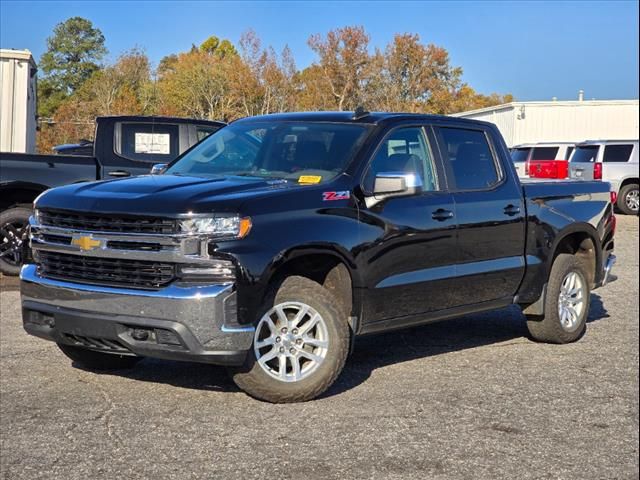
[569, 140, 639, 215]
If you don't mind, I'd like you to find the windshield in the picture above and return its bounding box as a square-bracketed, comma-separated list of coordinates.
[571, 146, 599, 163]
[511, 148, 530, 163]
[166, 121, 370, 183]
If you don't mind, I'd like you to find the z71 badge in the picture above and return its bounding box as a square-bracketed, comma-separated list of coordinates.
[322, 191, 350, 201]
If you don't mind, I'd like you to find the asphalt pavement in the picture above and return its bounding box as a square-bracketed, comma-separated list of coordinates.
[1, 216, 638, 479]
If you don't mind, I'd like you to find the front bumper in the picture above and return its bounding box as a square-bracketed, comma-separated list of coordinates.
[20, 264, 254, 366]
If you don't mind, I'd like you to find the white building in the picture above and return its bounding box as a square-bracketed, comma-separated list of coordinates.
[0, 49, 37, 153]
[452, 96, 639, 148]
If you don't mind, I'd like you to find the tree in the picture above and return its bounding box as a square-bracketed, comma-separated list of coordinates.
[38, 17, 106, 119]
[40, 17, 107, 94]
[306, 26, 372, 111]
[200, 35, 238, 58]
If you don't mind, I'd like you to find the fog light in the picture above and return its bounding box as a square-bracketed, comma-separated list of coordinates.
[131, 328, 150, 341]
[178, 259, 235, 283]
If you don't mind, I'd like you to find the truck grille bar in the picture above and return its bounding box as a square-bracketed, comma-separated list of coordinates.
[36, 251, 176, 290]
[38, 209, 178, 234]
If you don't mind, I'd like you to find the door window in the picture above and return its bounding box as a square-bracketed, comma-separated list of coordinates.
[603, 144, 634, 163]
[438, 127, 500, 190]
[364, 127, 437, 192]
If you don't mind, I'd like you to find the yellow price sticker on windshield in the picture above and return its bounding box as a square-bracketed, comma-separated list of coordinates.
[298, 175, 322, 184]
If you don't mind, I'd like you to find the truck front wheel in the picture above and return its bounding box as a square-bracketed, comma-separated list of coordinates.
[0, 206, 31, 276]
[229, 276, 350, 403]
[57, 344, 142, 370]
[526, 254, 591, 344]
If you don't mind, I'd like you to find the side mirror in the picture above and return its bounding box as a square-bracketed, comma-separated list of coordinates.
[150, 163, 167, 175]
[367, 172, 422, 207]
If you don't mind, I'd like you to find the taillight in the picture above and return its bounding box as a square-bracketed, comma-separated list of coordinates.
[610, 191, 617, 205]
[594, 163, 603, 180]
[524, 161, 530, 175]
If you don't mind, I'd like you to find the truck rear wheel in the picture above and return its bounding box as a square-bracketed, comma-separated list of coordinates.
[618, 183, 639, 215]
[57, 343, 142, 370]
[229, 276, 350, 403]
[0, 206, 31, 276]
[526, 254, 590, 344]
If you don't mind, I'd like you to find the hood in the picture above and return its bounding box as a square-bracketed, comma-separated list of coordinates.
[36, 174, 305, 216]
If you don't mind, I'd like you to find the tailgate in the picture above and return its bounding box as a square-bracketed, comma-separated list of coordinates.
[569, 162, 595, 180]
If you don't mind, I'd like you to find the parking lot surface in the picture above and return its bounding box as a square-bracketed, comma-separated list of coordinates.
[1, 216, 638, 480]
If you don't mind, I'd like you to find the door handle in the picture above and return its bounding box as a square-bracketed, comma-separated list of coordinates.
[432, 209, 454, 221]
[504, 204, 521, 216]
[108, 170, 131, 177]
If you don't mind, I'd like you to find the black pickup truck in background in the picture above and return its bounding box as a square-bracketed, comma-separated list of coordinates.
[21, 111, 616, 402]
[0, 116, 225, 274]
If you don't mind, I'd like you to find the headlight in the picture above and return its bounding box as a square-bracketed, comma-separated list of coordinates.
[179, 215, 252, 239]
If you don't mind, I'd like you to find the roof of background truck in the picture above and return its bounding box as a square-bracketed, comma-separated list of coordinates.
[96, 115, 225, 126]
[231, 111, 495, 127]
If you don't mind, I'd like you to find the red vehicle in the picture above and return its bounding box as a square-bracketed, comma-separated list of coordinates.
[511, 142, 575, 179]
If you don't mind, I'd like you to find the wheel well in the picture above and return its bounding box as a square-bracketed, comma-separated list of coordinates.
[553, 233, 597, 287]
[0, 187, 43, 211]
[269, 254, 353, 317]
[620, 178, 639, 190]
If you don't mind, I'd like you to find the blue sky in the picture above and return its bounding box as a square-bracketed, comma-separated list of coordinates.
[1, 0, 638, 101]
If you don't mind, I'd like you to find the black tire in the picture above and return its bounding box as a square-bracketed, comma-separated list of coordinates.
[617, 183, 639, 215]
[526, 254, 590, 344]
[229, 276, 350, 403]
[57, 343, 142, 370]
[0, 206, 31, 276]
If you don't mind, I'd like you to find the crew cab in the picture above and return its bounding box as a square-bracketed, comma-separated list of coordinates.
[20, 112, 616, 402]
[0, 116, 225, 274]
[569, 140, 639, 215]
[511, 142, 575, 179]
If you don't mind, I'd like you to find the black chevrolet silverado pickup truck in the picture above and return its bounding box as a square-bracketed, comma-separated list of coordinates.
[20, 111, 616, 402]
[0, 116, 224, 275]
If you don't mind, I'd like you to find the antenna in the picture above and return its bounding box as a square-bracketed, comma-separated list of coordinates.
[352, 106, 369, 120]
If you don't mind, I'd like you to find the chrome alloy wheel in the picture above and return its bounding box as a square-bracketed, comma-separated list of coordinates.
[625, 188, 639, 212]
[254, 302, 329, 382]
[0, 221, 25, 266]
[557, 271, 586, 332]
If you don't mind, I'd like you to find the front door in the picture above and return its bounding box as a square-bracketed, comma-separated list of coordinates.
[434, 125, 526, 305]
[357, 126, 457, 325]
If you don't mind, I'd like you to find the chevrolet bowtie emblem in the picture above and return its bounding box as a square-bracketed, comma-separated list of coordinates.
[71, 235, 102, 251]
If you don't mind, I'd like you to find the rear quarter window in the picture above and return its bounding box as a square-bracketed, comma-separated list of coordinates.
[603, 144, 634, 163]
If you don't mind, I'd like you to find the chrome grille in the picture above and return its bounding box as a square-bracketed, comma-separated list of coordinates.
[36, 251, 176, 289]
[38, 209, 178, 234]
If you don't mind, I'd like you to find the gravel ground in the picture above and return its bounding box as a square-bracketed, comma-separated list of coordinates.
[1, 216, 638, 480]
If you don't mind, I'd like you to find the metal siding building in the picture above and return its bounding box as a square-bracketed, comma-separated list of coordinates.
[0, 49, 37, 153]
[452, 99, 639, 147]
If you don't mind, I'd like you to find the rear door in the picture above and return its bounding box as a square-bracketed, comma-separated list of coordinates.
[569, 144, 601, 180]
[358, 125, 457, 323]
[434, 125, 526, 305]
